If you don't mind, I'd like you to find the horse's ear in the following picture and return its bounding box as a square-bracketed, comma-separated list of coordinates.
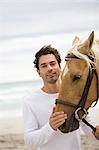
[83, 31, 94, 53]
[72, 36, 80, 46]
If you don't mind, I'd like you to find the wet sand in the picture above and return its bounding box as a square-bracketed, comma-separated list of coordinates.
[0, 133, 99, 150]
[0, 109, 99, 150]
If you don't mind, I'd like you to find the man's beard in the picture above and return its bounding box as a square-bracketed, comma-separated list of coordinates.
[46, 73, 59, 84]
[47, 78, 58, 84]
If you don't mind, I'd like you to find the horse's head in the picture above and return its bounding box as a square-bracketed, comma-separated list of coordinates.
[55, 31, 99, 133]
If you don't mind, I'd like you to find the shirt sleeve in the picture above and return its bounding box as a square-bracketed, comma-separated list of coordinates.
[23, 99, 55, 149]
[80, 113, 96, 135]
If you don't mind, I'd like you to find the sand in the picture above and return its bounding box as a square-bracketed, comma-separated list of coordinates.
[0, 109, 99, 150]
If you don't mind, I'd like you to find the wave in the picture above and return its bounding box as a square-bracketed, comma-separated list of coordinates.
[0, 79, 42, 118]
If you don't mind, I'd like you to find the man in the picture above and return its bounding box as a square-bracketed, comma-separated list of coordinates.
[23, 45, 99, 150]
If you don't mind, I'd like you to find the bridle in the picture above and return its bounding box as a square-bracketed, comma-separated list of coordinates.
[55, 53, 99, 132]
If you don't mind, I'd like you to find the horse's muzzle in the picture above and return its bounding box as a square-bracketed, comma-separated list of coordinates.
[58, 113, 79, 133]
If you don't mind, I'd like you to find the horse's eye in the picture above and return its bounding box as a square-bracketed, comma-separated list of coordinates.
[73, 75, 81, 82]
[67, 53, 71, 56]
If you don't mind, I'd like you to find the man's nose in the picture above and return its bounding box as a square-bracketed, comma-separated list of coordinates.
[47, 65, 53, 70]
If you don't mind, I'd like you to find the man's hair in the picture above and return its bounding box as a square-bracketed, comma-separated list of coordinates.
[33, 45, 61, 69]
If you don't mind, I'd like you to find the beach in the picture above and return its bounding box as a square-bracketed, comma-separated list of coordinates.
[0, 117, 27, 150]
[0, 109, 99, 150]
[0, 134, 99, 150]
[0, 0, 99, 150]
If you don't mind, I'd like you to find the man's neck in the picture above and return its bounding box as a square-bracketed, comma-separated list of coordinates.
[42, 80, 60, 94]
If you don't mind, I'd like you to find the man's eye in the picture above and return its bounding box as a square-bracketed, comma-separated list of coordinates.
[41, 65, 47, 68]
[50, 62, 56, 66]
[73, 75, 81, 82]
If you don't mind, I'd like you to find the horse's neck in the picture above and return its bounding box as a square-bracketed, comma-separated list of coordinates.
[94, 50, 99, 66]
[93, 39, 99, 60]
[93, 41, 99, 96]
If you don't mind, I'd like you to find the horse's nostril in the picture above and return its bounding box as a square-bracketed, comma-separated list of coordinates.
[58, 121, 67, 133]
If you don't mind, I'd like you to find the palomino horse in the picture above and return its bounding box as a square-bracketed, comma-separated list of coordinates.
[55, 31, 99, 133]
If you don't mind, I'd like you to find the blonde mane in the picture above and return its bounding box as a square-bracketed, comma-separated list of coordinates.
[68, 38, 99, 67]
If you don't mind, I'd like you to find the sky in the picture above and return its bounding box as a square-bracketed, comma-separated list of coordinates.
[0, 0, 99, 83]
[0, 0, 99, 38]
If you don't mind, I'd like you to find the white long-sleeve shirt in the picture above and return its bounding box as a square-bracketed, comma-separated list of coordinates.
[23, 89, 94, 150]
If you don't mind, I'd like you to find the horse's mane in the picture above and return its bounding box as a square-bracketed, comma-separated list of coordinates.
[68, 38, 99, 66]
[62, 35, 99, 79]
[93, 39, 99, 61]
[67, 46, 92, 68]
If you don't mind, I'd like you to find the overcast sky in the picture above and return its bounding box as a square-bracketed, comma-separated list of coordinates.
[0, 0, 99, 38]
[0, 0, 99, 83]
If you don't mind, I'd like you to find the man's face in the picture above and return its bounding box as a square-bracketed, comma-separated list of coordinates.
[37, 54, 61, 84]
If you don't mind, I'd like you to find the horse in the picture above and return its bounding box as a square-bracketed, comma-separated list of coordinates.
[55, 31, 99, 133]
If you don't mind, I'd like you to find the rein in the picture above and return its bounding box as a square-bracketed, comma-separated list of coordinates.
[56, 54, 99, 132]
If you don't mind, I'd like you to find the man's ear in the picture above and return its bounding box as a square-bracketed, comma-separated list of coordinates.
[37, 69, 40, 76]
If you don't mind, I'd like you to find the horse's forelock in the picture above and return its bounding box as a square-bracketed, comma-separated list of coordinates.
[61, 64, 68, 79]
[71, 46, 94, 67]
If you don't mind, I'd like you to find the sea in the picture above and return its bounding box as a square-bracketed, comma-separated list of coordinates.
[0, 0, 99, 118]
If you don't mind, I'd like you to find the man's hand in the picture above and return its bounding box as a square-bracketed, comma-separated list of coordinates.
[93, 126, 99, 140]
[49, 106, 67, 131]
